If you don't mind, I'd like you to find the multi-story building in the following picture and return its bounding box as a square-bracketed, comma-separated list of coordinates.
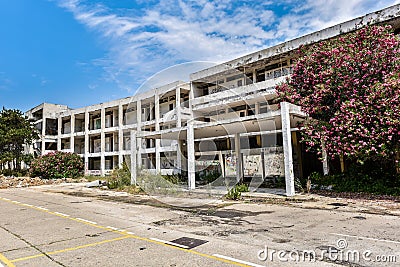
[26, 4, 400, 196]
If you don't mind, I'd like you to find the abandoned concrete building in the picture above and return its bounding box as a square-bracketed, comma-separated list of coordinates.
[26, 5, 400, 196]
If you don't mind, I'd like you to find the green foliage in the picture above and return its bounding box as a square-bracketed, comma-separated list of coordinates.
[162, 173, 183, 184]
[225, 183, 248, 200]
[310, 161, 400, 195]
[276, 25, 400, 162]
[0, 108, 38, 170]
[0, 168, 28, 177]
[29, 151, 84, 179]
[137, 172, 181, 195]
[198, 170, 221, 184]
[225, 186, 242, 200]
[235, 183, 249, 193]
[107, 162, 131, 189]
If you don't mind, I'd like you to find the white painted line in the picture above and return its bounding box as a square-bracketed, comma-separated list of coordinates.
[75, 218, 97, 225]
[0, 262, 5, 267]
[35, 206, 48, 211]
[54, 212, 70, 217]
[126, 232, 134, 235]
[330, 233, 400, 245]
[3, 198, 10, 201]
[212, 254, 264, 267]
[150, 238, 189, 249]
[22, 204, 33, 207]
[11, 201, 20, 204]
[106, 226, 119, 231]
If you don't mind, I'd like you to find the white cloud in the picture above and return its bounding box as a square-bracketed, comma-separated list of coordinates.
[56, 0, 400, 94]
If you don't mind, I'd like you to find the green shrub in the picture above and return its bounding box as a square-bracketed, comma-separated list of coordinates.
[310, 160, 400, 195]
[1, 169, 28, 177]
[162, 173, 183, 184]
[29, 151, 84, 179]
[235, 183, 249, 193]
[107, 162, 131, 189]
[225, 183, 248, 200]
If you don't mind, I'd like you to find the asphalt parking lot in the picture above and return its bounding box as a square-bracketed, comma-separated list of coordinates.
[0, 185, 399, 266]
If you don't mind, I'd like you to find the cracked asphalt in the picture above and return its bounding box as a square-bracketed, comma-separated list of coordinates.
[0, 184, 399, 267]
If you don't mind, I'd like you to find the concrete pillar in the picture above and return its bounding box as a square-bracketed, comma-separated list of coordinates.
[321, 140, 329, 175]
[176, 140, 183, 174]
[118, 104, 123, 167]
[219, 151, 225, 178]
[155, 93, 161, 173]
[261, 150, 266, 179]
[41, 117, 46, 155]
[136, 100, 142, 167]
[187, 121, 195, 189]
[84, 110, 89, 175]
[234, 133, 242, 183]
[70, 114, 75, 152]
[176, 86, 181, 127]
[255, 103, 260, 115]
[57, 117, 62, 151]
[130, 130, 137, 184]
[281, 102, 295, 196]
[100, 107, 105, 175]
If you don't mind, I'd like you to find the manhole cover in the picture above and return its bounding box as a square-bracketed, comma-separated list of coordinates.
[170, 237, 208, 249]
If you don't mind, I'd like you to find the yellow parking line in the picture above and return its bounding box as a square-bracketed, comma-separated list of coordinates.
[10, 236, 130, 263]
[0, 196, 254, 267]
[0, 252, 15, 267]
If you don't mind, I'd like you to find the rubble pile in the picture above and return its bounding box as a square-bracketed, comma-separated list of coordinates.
[0, 175, 84, 189]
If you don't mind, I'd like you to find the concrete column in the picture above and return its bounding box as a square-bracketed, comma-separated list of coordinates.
[255, 103, 260, 115]
[136, 100, 142, 168]
[100, 107, 105, 175]
[155, 93, 161, 173]
[176, 86, 182, 127]
[130, 130, 137, 184]
[321, 139, 329, 175]
[118, 104, 123, 167]
[176, 140, 183, 174]
[112, 109, 117, 127]
[281, 102, 295, 196]
[41, 117, 46, 155]
[57, 117, 62, 151]
[84, 110, 89, 175]
[234, 133, 243, 183]
[261, 150, 266, 179]
[187, 121, 195, 189]
[70, 114, 75, 152]
[219, 151, 225, 178]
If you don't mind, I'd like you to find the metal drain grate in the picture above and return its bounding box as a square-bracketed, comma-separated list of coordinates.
[170, 237, 208, 249]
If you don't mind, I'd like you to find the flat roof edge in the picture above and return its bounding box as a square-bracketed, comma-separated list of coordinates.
[190, 4, 400, 81]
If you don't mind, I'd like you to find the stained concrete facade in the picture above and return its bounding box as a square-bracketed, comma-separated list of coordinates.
[26, 4, 400, 196]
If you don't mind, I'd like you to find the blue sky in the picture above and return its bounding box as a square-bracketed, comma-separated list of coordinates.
[1, 0, 399, 111]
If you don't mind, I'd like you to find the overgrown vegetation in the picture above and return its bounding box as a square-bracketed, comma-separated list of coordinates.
[196, 170, 221, 184]
[107, 162, 132, 189]
[0, 108, 38, 174]
[225, 183, 249, 200]
[29, 151, 84, 179]
[276, 25, 400, 168]
[276, 25, 400, 195]
[307, 160, 400, 195]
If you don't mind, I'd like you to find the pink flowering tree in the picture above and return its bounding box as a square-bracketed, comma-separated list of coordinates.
[276, 25, 400, 168]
